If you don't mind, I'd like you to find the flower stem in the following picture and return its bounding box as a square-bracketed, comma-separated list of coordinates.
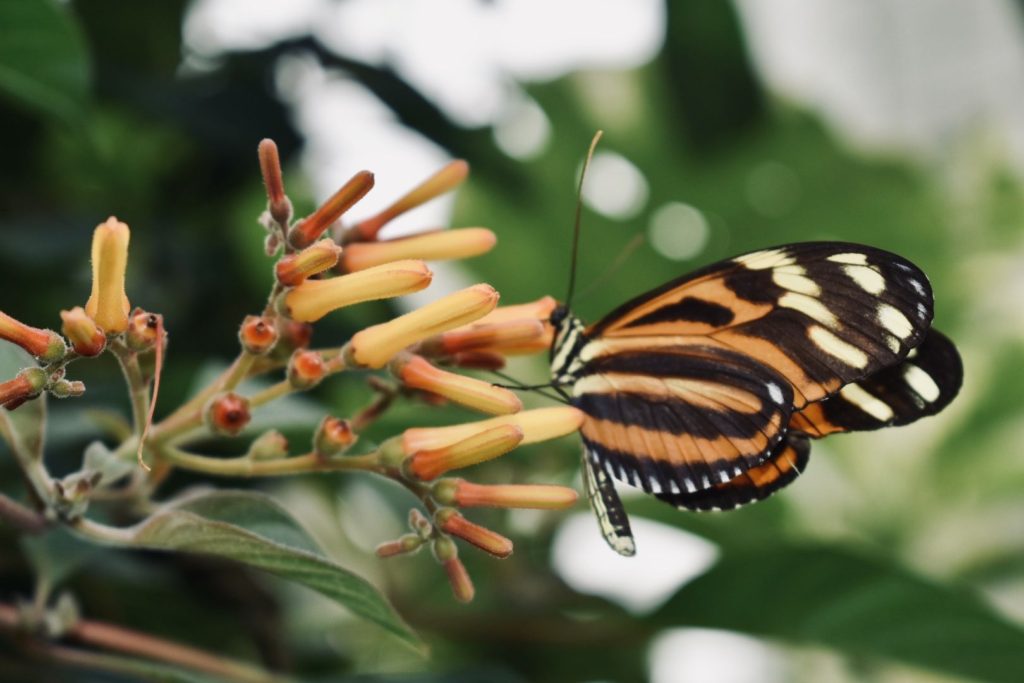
[0, 408, 53, 505]
[108, 341, 149, 437]
[153, 443, 383, 477]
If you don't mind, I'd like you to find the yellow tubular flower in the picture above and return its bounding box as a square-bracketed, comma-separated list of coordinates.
[85, 217, 131, 334]
[341, 228, 496, 272]
[347, 284, 499, 369]
[401, 406, 585, 454]
[392, 354, 522, 415]
[283, 259, 432, 323]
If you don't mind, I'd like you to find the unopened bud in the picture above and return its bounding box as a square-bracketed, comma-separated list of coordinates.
[125, 309, 161, 352]
[314, 416, 356, 456]
[423, 319, 547, 357]
[239, 315, 278, 355]
[341, 228, 495, 272]
[50, 379, 86, 399]
[290, 171, 374, 249]
[274, 319, 313, 356]
[287, 350, 325, 389]
[85, 217, 131, 334]
[392, 354, 520, 415]
[258, 139, 292, 226]
[450, 351, 506, 371]
[348, 284, 498, 369]
[408, 508, 433, 538]
[402, 406, 585, 454]
[265, 233, 282, 257]
[432, 537, 474, 603]
[405, 424, 523, 481]
[275, 239, 342, 286]
[0, 311, 66, 362]
[433, 478, 579, 510]
[353, 160, 469, 241]
[282, 260, 432, 323]
[60, 307, 105, 357]
[205, 392, 251, 436]
[435, 508, 513, 559]
[376, 534, 424, 558]
[471, 296, 557, 327]
[247, 430, 289, 460]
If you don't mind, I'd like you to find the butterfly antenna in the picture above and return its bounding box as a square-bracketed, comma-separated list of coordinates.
[565, 130, 604, 311]
[578, 231, 646, 303]
[489, 370, 570, 404]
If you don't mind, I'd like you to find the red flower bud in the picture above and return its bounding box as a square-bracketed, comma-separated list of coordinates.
[435, 508, 513, 558]
[239, 315, 278, 355]
[314, 416, 356, 456]
[353, 160, 469, 241]
[432, 536, 474, 603]
[205, 392, 251, 436]
[0, 368, 47, 408]
[290, 171, 374, 249]
[0, 311, 66, 362]
[375, 534, 423, 558]
[258, 138, 292, 226]
[287, 350, 325, 389]
[125, 309, 161, 352]
[275, 239, 342, 286]
[60, 307, 105, 357]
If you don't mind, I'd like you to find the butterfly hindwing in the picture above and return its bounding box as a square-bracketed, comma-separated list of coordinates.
[585, 243, 935, 407]
[582, 446, 635, 556]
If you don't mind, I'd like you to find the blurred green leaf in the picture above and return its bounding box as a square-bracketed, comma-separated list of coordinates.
[0, 0, 90, 122]
[125, 489, 421, 651]
[22, 526, 100, 589]
[654, 542, 1024, 683]
[82, 440, 134, 487]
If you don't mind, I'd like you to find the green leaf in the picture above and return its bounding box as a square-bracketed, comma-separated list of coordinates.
[125, 490, 421, 651]
[653, 542, 1024, 683]
[82, 440, 134, 487]
[0, 0, 90, 122]
[22, 526, 100, 589]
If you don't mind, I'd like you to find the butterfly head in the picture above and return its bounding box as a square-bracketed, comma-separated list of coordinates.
[549, 304, 586, 384]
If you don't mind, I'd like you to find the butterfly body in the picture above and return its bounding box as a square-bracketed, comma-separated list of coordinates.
[550, 242, 962, 555]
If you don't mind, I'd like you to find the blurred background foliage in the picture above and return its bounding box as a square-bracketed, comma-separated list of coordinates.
[2, 0, 1024, 681]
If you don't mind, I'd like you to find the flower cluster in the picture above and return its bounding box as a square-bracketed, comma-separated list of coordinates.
[0, 139, 579, 603]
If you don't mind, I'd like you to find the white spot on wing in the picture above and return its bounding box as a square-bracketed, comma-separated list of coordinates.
[684, 479, 697, 493]
[908, 278, 926, 296]
[878, 304, 914, 340]
[734, 248, 794, 270]
[766, 381, 784, 405]
[649, 476, 663, 494]
[843, 264, 886, 294]
[773, 266, 821, 296]
[840, 383, 894, 421]
[780, 292, 837, 326]
[808, 326, 869, 368]
[718, 471, 731, 483]
[827, 252, 868, 265]
[916, 302, 928, 320]
[903, 363, 941, 402]
[669, 480, 681, 494]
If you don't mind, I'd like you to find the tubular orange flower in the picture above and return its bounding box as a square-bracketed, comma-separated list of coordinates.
[0, 368, 47, 408]
[275, 239, 343, 286]
[392, 354, 521, 415]
[347, 284, 498, 369]
[341, 228, 496, 272]
[405, 424, 523, 481]
[432, 536, 474, 603]
[433, 479, 579, 510]
[435, 508, 513, 559]
[85, 217, 131, 334]
[402, 406, 584, 455]
[60, 307, 105, 357]
[290, 170, 374, 248]
[353, 160, 469, 241]
[470, 295, 558, 327]
[282, 259, 432, 323]
[1, 311, 66, 362]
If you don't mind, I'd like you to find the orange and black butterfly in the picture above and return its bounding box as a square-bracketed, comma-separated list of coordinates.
[545, 138, 963, 556]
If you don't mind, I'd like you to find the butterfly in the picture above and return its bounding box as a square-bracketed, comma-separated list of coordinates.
[548, 242, 963, 556]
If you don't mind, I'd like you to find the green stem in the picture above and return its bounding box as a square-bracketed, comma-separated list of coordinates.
[153, 443, 383, 477]
[249, 379, 292, 408]
[108, 342, 149, 437]
[0, 409, 53, 505]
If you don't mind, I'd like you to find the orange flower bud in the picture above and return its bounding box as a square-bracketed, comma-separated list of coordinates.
[433, 478, 579, 510]
[85, 217, 131, 334]
[405, 424, 523, 481]
[239, 315, 278, 355]
[470, 296, 557, 327]
[247, 429, 289, 460]
[376, 534, 424, 558]
[0, 311, 66, 362]
[432, 536, 474, 602]
[423, 319, 547, 357]
[402, 406, 584, 455]
[450, 351, 506, 371]
[282, 260, 432, 323]
[392, 354, 521, 415]
[275, 319, 313, 355]
[347, 284, 498, 369]
[0, 368, 47, 408]
[125, 309, 161, 352]
[341, 228, 496, 272]
[353, 160, 469, 241]
[258, 138, 292, 226]
[205, 392, 251, 436]
[275, 239, 343, 286]
[435, 508, 513, 559]
[287, 350, 325, 389]
[290, 170, 374, 248]
[314, 416, 356, 456]
[60, 307, 105, 357]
